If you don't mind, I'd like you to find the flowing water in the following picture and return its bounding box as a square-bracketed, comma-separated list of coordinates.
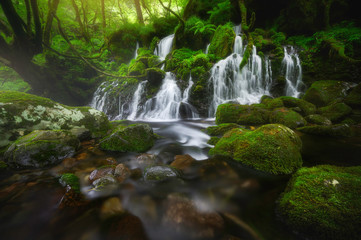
[282, 46, 304, 97]
[154, 34, 175, 61]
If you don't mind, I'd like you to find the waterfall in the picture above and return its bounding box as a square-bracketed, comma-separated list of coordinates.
[205, 43, 210, 54]
[134, 42, 139, 59]
[282, 46, 303, 98]
[127, 80, 147, 120]
[233, 24, 242, 36]
[208, 35, 273, 117]
[154, 34, 174, 60]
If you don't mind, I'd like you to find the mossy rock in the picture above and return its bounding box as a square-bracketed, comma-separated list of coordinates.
[59, 173, 81, 193]
[144, 166, 180, 182]
[345, 84, 361, 108]
[128, 61, 147, 76]
[100, 124, 155, 153]
[318, 102, 352, 122]
[262, 97, 284, 109]
[208, 24, 235, 59]
[297, 124, 353, 137]
[207, 136, 220, 145]
[302, 81, 353, 107]
[305, 114, 332, 126]
[278, 96, 316, 116]
[0, 91, 110, 148]
[206, 123, 242, 136]
[269, 108, 307, 129]
[215, 103, 269, 125]
[277, 165, 361, 240]
[4, 130, 80, 168]
[209, 124, 302, 175]
[146, 68, 166, 87]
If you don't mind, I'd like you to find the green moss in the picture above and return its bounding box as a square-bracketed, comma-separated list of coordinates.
[209, 124, 302, 175]
[305, 114, 332, 126]
[269, 108, 307, 129]
[100, 124, 155, 153]
[0, 90, 56, 107]
[318, 102, 352, 122]
[297, 124, 353, 137]
[277, 165, 361, 240]
[0, 160, 8, 169]
[206, 123, 242, 136]
[208, 23, 235, 59]
[345, 84, 361, 107]
[128, 61, 146, 76]
[215, 103, 269, 125]
[262, 98, 284, 109]
[59, 173, 81, 193]
[303, 81, 352, 107]
[279, 96, 316, 116]
[207, 136, 220, 145]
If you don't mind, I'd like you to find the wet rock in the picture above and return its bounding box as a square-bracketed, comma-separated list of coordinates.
[93, 175, 118, 189]
[269, 107, 307, 129]
[318, 102, 352, 122]
[297, 124, 353, 137]
[162, 194, 225, 239]
[59, 173, 81, 193]
[4, 130, 80, 168]
[206, 123, 242, 136]
[100, 197, 125, 219]
[278, 96, 316, 116]
[144, 166, 180, 182]
[102, 213, 148, 240]
[133, 153, 158, 169]
[58, 187, 87, 209]
[89, 167, 115, 184]
[305, 114, 332, 126]
[100, 124, 155, 153]
[62, 158, 78, 168]
[345, 83, 361, 107]
[277, 165, 361, 240]
[216, 103, 269, 125]
[208, 24, 236, 59]
[210, 124, 302, 175]
[170, 154, 196, 171]
[0, 90, 110, 148]
[302, 80, 353, 107]
[114, 164, 131, 181]
[146, 68, 165, 87]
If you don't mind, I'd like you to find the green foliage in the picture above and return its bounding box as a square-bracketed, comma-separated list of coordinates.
[190, 21, 216, 36]
[207, 0, 231, 25]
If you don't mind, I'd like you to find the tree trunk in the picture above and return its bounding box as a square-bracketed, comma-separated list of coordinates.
[101, 0, 106, 34]
[44, 0, 60, 46]
[71, 0, 89, 42]
[134, 0, 144, 25]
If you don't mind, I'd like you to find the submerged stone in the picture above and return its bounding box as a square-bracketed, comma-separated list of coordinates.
[100, 124, 155, 153]
[277, 165, 361, 240]
[209, 124, 302, 175]
[4, 130, 80, 168]
[144, 166, 180, 182]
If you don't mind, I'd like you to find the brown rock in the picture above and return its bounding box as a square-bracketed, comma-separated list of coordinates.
[114, 164, 131, 182]
[171, 154, 196, 171]
[104, 213, 148, 240]
[89, 167, 115, 183]
[100, 197, 125, 219]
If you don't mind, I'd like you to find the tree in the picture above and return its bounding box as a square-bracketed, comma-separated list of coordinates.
[134, 0, 144, 25]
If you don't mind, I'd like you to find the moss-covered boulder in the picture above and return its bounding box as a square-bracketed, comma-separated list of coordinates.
[318, 102, 352, 122]
[100, 124, 155, 153]
[128, 61, 146, 76]
[205, 123, 242, 136]
[208, 24, 235, 59]
[305, 114, 332, 126]
[0, 91, 110, 148]
[262, 97, 284, 109]
[269, 108, 307, 129]
[302, 81, 353, 107]
[146, 68, 166, 87]
[277, 165, 361, 240]
[59, 173, 81, 193]
[215, 103, 269, 125]
[278, 96, 316, 116]
[209, 124, 302, 175]
[4, 130, 80, 168]
[345, 84, 361, 108]
[297, 124, 353, 137]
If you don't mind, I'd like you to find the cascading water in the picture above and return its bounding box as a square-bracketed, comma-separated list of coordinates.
[154, 34, 174, 60]
[127, 80, 148, 120]
[208, 32, 273, 117]
[282, 46, 303, 98]
[134, 42, 139, 59]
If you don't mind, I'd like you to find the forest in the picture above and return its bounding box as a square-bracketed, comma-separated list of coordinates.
[1, 0, 361, 239]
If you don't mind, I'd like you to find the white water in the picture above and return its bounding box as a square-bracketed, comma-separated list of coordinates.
[154, 34, 174, 60]
[282, 46, 303, 97]
[208, 35, 273, 117]
[205, 43, 210, 54]
[134, 42, 139, 59]
[127, 80, 147, 120]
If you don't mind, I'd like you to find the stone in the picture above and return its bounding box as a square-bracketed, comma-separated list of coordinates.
[209, 124, 302, 175]
[277, 165, 361, 240]
[144, 166, 180, 182]
[170, 154, 196, 171]
[114, 164, 131, 181]
[89, 167, 115, 184]
[100, 197, 125, 219]
[100, 124, 155, 153]
[297, 124, 353, 137]
[269, 107, 307, 129]
[4, 130, 80, 168]
[305, 114, 332, 126]
[318, 102, 352, 122]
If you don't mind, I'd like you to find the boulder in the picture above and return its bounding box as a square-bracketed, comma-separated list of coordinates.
[277, 165, 361, 240]
[206, 123, 242, 136]
[345, 83, 361, 107]
[208, 24, 236, 59]
[278, 96, 316, 116]
[4, 130, 80, 168]
[100, 124, 155, 153]
[297, 124, 353, 137]
[318, 102, 352, 122]
[302, 80, 353, 107]
[144, 166, 180, 182]
[215, 103, 269, 125]
[209, 124, 302, 175]
[305, 114, 332, 126]
[0, 90, 110, 148]
[269, 107, 307, 129]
